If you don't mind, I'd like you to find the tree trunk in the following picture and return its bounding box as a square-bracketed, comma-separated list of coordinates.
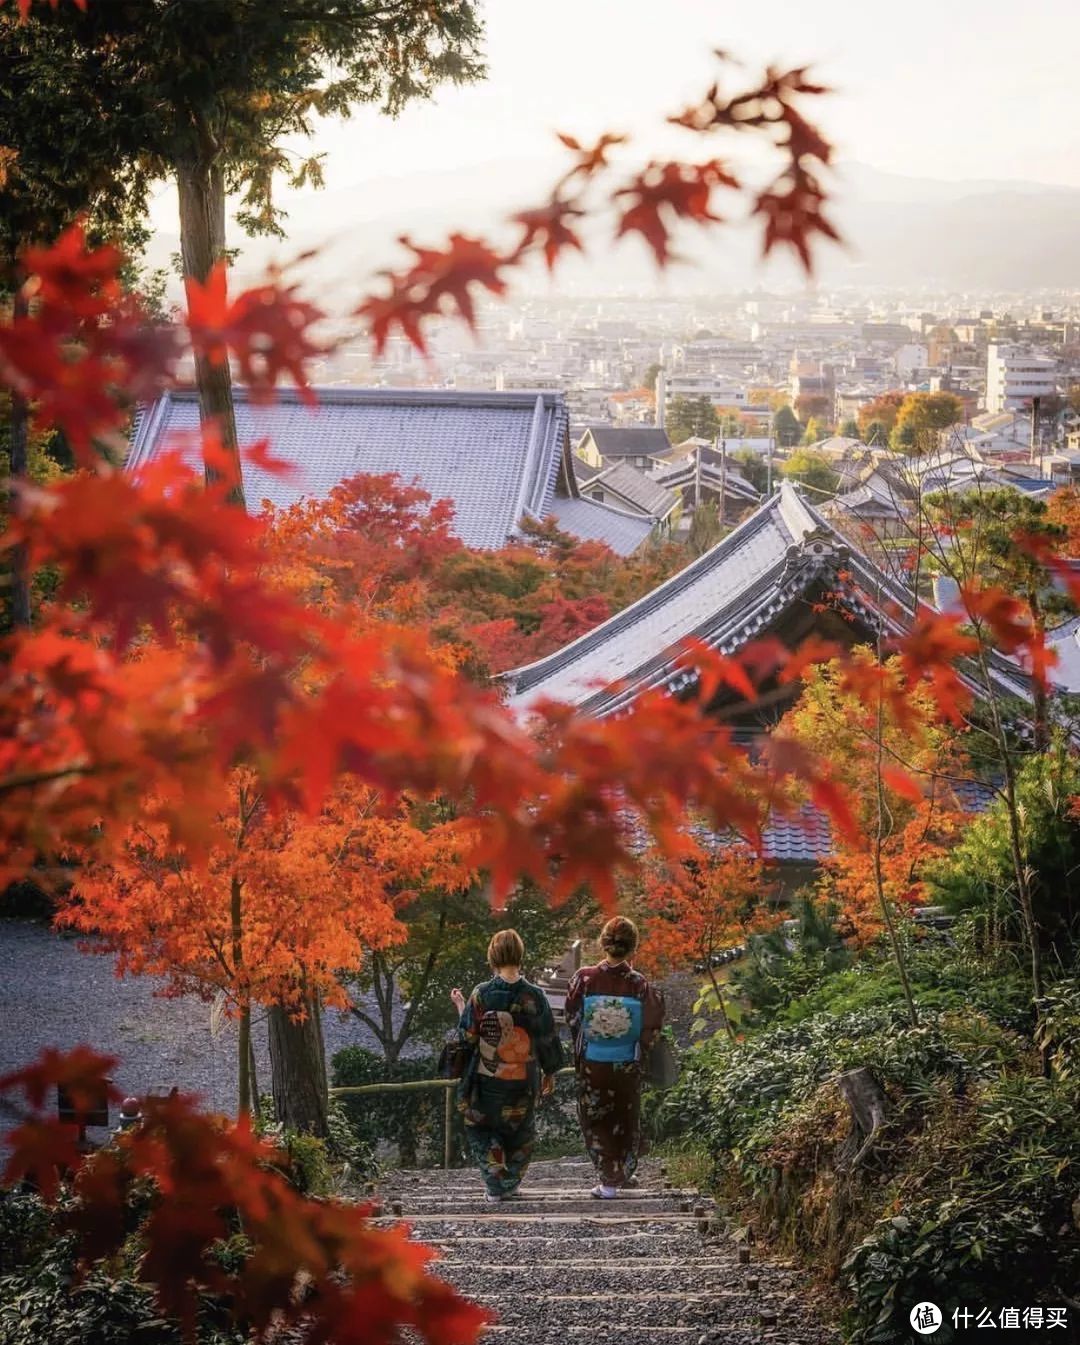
[267, 996, 328, 1137]
[7, 286, 32, 630]
[836, 1067, 891, 1171]
[237, 1003, 252, 1118]
[175, 158, 245, 508]
[706, 964, 737, 1042]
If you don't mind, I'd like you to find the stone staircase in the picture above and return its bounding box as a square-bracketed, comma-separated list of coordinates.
[375, 1157, 838, 1345]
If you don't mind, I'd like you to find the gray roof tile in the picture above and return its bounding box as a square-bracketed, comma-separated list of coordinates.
[579, 461, 679, 519]
[504, 482, 1029, 715]
[128, 386, 580, 553]
[548, 495, 656, 556]
[582, 426, 672, 458]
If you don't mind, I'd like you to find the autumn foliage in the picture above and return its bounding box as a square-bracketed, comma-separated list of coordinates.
[1, 39, 1075, 1345]
[1, 1048, 488, 1344]
[777, 653, 968, 943]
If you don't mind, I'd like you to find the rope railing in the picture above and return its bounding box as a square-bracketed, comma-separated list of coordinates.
[329, 1067, 577, 1170]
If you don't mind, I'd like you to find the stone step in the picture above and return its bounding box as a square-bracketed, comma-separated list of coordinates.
[382, 1212, 706, 1230]
[465, 1291, 735, 1329]
[480, 1331, 712, 1344]
[425, 1237, 726, 1258]
[438, 1264, 750, 1297]
[388, 1195, 706, 1217]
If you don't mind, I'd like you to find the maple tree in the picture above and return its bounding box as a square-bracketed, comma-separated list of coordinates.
[2, 36, 1072, 1339]
[635, 843, 778, 1041]
[856, 390, 905, 441]
[778, 653, 967, 950]
[1046, 484, 1080, 556]
[60, 772, 474, 1129]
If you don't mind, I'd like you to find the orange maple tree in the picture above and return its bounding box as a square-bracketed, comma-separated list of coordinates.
[636, 843, 779, 1040]
[777, 652, 967, 951]
[61, 770, 473, 1116]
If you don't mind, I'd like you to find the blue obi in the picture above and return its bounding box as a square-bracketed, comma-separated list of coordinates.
[582, 994, 643, 1063]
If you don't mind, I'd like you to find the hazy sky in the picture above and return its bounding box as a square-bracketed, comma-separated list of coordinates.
[297, 0, 1080, 186]
[146, 0, 1080, 271]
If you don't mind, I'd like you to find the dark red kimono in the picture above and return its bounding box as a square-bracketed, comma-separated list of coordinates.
[565, 960, 665, 1188]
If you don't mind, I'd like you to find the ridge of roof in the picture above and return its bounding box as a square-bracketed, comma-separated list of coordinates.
[506, 485, 802, 698]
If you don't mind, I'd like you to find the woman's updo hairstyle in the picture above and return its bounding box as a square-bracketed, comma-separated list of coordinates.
[600, 916, 639, 961]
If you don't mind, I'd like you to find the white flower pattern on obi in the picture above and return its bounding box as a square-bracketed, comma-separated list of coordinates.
[586, 997, 634, 1039]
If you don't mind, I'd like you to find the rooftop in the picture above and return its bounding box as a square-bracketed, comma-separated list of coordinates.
[580, 425, 672, 459]
[128, 386, 651, 556]
[504, 480, 1028, 717]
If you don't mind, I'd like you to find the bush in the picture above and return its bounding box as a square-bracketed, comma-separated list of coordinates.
[0, 1197, 245, 1345]
[930, 741, 1080, 964]
[330, 1046, 442, 1167]
[253, 1095, 374, 1193]
[660, 941, 1080, 1343]
[844, 1074, 1080, 1343]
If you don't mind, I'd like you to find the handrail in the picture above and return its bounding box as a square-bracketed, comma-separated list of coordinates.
[329, 1068, 577, 1169]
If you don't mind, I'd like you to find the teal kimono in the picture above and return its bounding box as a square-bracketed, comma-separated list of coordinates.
[456, 975, 563, 1196]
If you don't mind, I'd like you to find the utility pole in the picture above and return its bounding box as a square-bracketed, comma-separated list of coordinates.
[1030, 396, 1042, 476]
[766, 434, 774, 496]
[719, 436, 728, 525]
[696, 436, 706, 511]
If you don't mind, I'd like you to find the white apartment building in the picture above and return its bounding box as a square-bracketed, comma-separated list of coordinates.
[985, 343, 1057, 413]
[665, 374, 751, 408]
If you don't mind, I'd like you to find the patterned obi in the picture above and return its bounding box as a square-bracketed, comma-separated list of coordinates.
[581, 994, 643, 1063]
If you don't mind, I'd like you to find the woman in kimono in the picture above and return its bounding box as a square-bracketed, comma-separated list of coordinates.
[565, 916, 664, 1199]
[450, 928, 564, 1202]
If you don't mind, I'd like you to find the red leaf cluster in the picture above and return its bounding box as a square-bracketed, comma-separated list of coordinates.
[185, 262, 327, 403]
[1, 1050, 489, 1343]
[356, 234, 510, 355]
[0, 222, 180, 460]
[614, 160, 738, 265]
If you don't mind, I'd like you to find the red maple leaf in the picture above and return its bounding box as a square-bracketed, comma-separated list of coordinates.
[614, 160, 738, 265]
[755, 169, 840, 272]
[510, 196, 585, 270]
[555, 130, 628, 184]
[356, 234, 510, 355]
[185, 263, 327, 401]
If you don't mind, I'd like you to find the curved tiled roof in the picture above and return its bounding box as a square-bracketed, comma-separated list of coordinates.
[127, 385, 655, 555]
[504, 481, 1029, 716]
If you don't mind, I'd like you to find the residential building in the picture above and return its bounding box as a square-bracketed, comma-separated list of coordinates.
[575, 425, 672, 471]
[986, 343, 1058, 413]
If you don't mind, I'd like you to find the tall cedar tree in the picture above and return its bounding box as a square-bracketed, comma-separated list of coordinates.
[15, 1, 484, 497]
[1, 16, 153, 626]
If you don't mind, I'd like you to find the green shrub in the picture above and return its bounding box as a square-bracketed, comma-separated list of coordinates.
[0, 1204, 245, 1345]
[1036, 977, 1080, 1077]
[330, 1046, 442, 1167]
[930, 741, 1080, 964]
[844, 1074, 1080, 1343]
[734, 893, 852, 1016]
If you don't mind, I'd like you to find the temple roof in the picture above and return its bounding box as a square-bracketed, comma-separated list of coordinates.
[128, 386, 650, 555]
[504, 481, 1028, 716]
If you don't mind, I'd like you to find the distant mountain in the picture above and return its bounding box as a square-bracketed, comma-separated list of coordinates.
[826, 163, 1080, 289]
[143, 159, 1080, 296]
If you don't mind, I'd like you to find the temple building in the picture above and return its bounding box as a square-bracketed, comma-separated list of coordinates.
[504, 481, 1025, 868]
[129, 386, 656, 556]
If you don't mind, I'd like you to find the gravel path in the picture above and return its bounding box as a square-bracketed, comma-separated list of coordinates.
[0, 919, 392, 1131]
[377, 1158, 839, 1345]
